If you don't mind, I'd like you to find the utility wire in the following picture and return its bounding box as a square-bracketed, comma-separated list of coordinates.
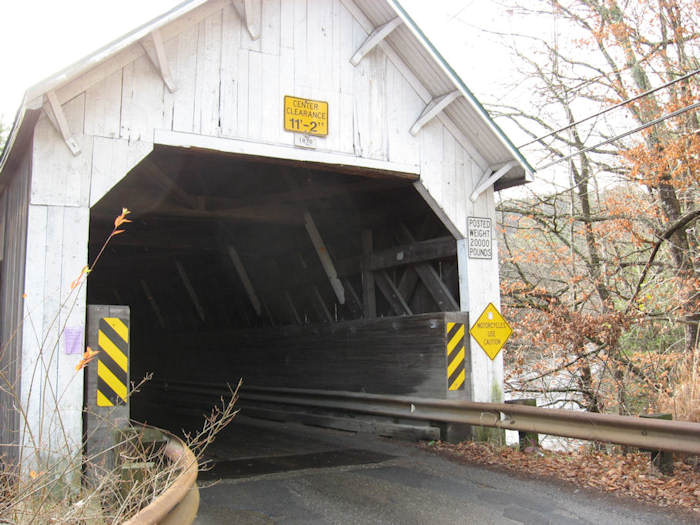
[519, 69, 700, 148]
[536, 101, 700, 170]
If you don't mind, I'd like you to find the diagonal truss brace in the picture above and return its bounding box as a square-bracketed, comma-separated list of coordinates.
[141, 29, 177, 93]
[231, 0, 262, 40]
[44, 90, 81, 156]
[470, 161, 518, 202]
[350, 17, 402, 66]
[304, 211, 345, 305]
[409, 90, 461, 136]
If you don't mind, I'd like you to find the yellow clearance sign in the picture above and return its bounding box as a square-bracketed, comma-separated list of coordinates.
[469, 303, 512, 360]
[284, 95, 328, 136]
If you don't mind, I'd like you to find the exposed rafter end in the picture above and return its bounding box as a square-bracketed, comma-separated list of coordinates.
[231, 0, 262, 41]
[350, 17, 402, 66]
[142, 29, 177, 93]
[470, 161, 518, 202]
[409, 90, 461, 136]
[44, 90, 81, 156]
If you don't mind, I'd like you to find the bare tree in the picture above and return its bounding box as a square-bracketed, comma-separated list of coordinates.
[488, 0, 698, 417]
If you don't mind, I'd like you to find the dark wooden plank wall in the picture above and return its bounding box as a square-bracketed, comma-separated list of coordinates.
[0, 149, 31, 463]
[135, 312, 469, 403]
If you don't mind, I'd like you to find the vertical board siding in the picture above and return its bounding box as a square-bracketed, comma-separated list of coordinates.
[21, 203, 89, 462]
[120, 55, 165, 142]
[17, 0, 500, 455]
[0, 151, 31, 463]
[32, 95, 92, 207]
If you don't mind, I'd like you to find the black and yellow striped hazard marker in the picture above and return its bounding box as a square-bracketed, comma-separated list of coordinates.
[446, 322, 466, 391]
[97, 317, 129, 407]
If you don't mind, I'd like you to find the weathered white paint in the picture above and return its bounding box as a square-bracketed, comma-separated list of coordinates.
[154, 129, 420, 177]
[18, 0, 516, 457]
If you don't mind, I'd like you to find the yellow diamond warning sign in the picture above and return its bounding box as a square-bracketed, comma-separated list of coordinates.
[469, 303, 512, 360]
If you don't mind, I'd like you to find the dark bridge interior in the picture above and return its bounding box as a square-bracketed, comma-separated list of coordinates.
[86, 146, 463, 426]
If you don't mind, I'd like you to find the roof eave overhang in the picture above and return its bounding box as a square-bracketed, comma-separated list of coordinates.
[388, 0, 535, 188]
[0, 0, 209, 180]
[1, 0, 536, 191]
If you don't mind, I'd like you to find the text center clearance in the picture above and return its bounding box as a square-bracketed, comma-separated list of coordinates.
[284, 96, 328, 137]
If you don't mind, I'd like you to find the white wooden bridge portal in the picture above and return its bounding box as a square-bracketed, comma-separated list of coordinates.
[0, 0, 533, 463]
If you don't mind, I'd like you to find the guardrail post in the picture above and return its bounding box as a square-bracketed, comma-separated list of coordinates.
[640, 413, 674, 474]
[506, 399, 538, 451]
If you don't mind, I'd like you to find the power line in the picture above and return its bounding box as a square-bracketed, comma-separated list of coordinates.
[536, 101, 700, 170]
[519, 69, 700, 148]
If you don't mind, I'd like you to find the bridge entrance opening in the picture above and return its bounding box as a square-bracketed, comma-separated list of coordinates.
[87, 146, 465, 437]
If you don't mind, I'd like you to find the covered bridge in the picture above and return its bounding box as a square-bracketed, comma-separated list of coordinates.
[0, 0, 532, 462]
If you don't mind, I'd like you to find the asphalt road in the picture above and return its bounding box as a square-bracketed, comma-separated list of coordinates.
[191, 416, 691, 525]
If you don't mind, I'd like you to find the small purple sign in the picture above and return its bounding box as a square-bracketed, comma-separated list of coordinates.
[64, 327, 84, 355]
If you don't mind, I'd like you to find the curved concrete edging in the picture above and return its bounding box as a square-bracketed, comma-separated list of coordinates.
[122, 431, 199, 525]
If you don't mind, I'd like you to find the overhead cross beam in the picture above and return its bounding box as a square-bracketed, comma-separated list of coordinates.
[231, 0, 262, 40]
[397, 225, 458, 312]
[410, 90, 462, 136]
[350, 17, 402, 66]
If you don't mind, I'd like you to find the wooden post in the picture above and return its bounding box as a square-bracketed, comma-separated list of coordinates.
[640, 413, 674, 474]
[506, 399, 539, 451]
[361, 229, 376, 319]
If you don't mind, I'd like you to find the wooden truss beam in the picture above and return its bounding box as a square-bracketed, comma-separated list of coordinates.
[143, 29, 177, 93]
[410, 90, 461, 136]
[361, 229, 376, 319]
[140, 159, 198, 209]
[350, 17, 402, 66]
[342, 278, 363, 319]
[227, 245, 262, 316]
[231, 0, 261, 40]
[304, 211, 345, 304]
[369, 236, 457, 271]
[175, 260, 206, 321]
[285, 291, 302, 325]
[140, 279, 166, 328]
[397, 225, 458, 311]
[375, 271, 412, 316]
[311, 285, 333, 323]
[45, 90, 81, 156]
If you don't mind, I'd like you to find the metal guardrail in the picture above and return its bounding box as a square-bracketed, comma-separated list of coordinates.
[123, 428, 199, 525]
[156, 380, 700, 455]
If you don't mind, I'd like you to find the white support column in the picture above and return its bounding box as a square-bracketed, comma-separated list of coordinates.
[304, 211, 345, 305]
[227, 245, 262, 316]
[410, 90, 461, 136]
[350, 17, 402, 66]
[45, 90, 81, 156]
[231, 0, 261, 40]
[460, 189, 504, 405]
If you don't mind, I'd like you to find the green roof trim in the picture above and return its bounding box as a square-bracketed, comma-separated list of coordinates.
[389, 0, 536, 175]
